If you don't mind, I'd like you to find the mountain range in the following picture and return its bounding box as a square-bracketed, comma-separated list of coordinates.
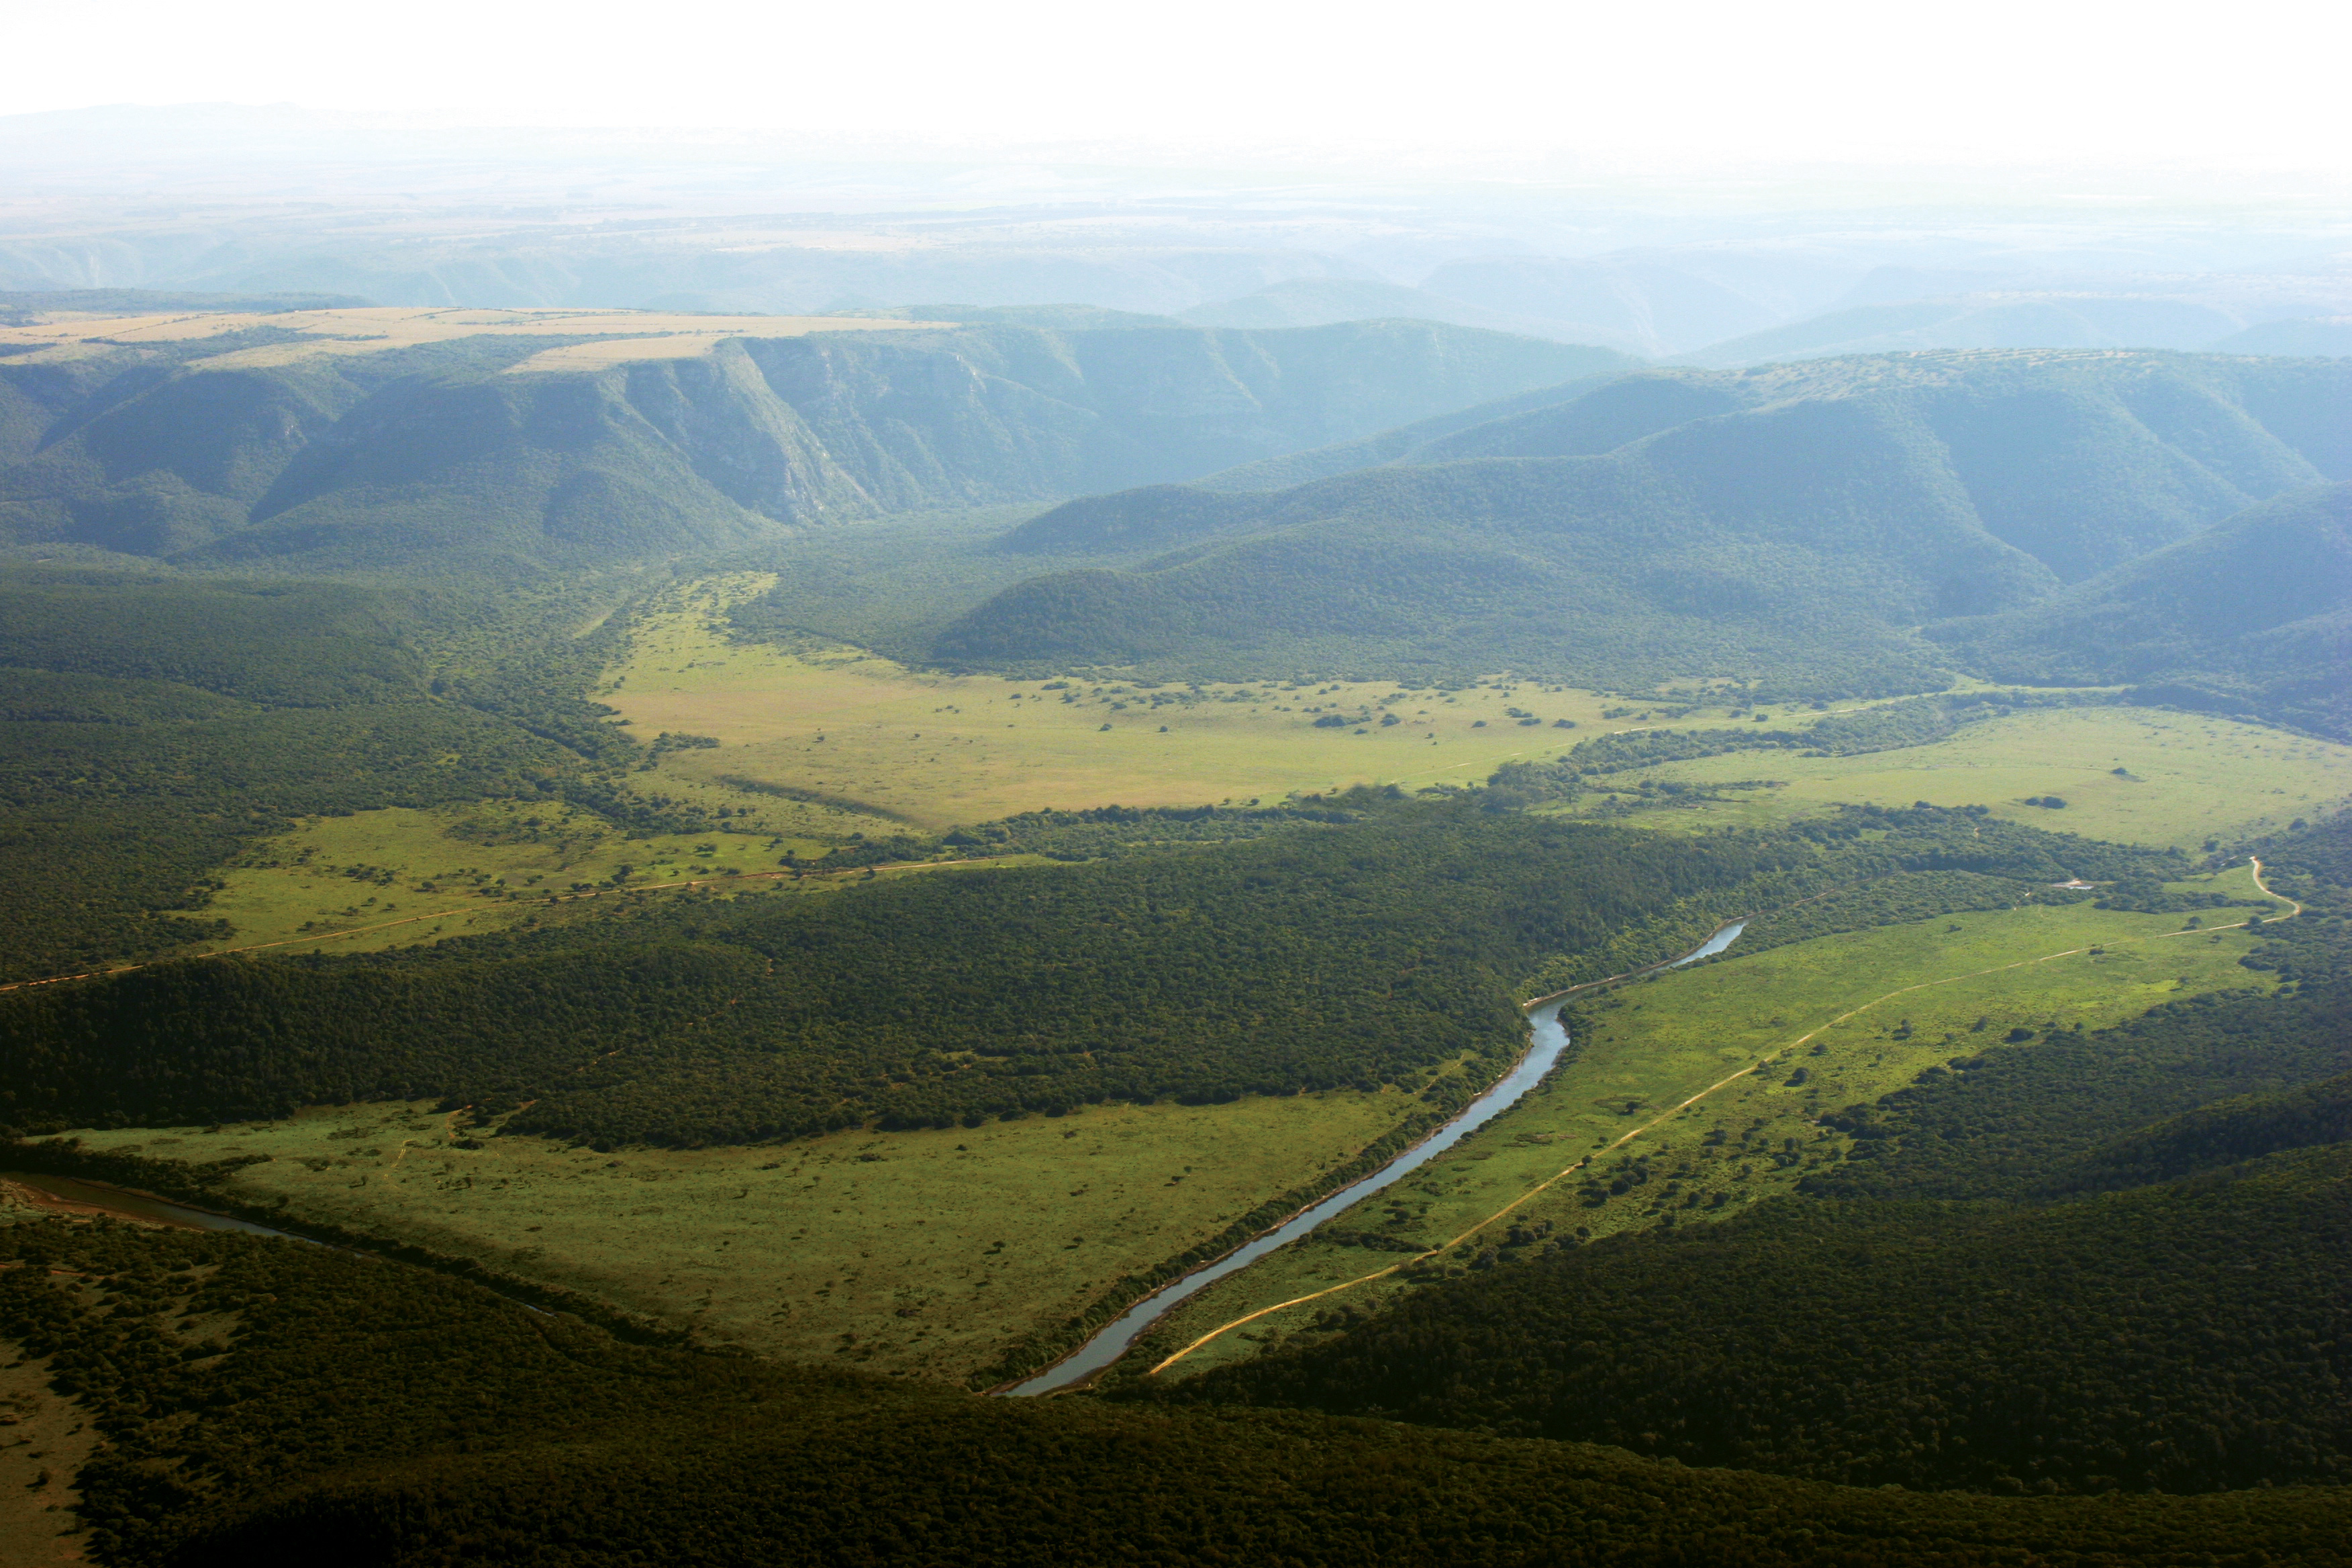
[921, 352, 2352, 704]
[0, 306, 1626, 573]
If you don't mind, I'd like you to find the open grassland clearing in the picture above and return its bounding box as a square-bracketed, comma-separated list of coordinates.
[607, 581, 1818, 830]
[46, 1090, 1414, 1385]
[1136, 870, 2285, 1380]
[192, 797, 843, 958]
[1603, 707, 2351, 849]
[0, 305, 944, 371]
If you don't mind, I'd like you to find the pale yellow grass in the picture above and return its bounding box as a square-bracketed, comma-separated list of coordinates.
[0, 305, 946, 371]
[194, 796, 840, 957]
[606, 581, 2351, 844]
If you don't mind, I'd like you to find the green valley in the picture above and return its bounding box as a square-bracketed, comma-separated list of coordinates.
[2, 255, 2349, 1563]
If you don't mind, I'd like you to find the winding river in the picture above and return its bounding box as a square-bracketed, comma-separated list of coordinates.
[1006, 919, 1748, 1395]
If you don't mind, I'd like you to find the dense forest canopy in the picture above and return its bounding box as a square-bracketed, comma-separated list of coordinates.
[1929, 480, 2352, 738]
[0, 565, 666, 983]
[10, 1218, 2348, 1568]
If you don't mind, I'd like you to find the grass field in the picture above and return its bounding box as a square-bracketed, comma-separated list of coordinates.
[608, 580, 1759, 830]
[190, 663, 2340, 963]
[617, 582, 2350, 850]
[185, 797, 847, 959]
[1132, 868, 2285, 1381]
[1604, 707, 2351, 849]
[46, 1090, 1416, 1385]
[0, 305, 943, 371]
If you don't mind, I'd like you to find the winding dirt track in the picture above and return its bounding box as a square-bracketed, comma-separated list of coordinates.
[1144, 858, 2300, 1377]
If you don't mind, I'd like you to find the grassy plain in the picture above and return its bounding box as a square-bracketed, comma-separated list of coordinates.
[607, 581, 1747, 829]
[0, 305, 944, 371]
[1610, 707, 2351, 849]
[616, 581, 2349, 850]
[188, 797, 843, 958]
[1136, 869, 2285, 1380]
[49, 1090, 1415, 1385]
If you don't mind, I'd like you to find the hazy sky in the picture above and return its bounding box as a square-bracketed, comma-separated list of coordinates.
[7, 0, 2349, 175]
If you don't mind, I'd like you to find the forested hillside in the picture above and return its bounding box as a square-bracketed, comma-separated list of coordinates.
[931, 351, 2352, 696]
[1929, 481, 2352, 738]
[0, 318, 1616, 572]
[9, 1221, 2347, 1568]
[0, 808, 1789, 1144]
[1162, 1137, 2351, 1493]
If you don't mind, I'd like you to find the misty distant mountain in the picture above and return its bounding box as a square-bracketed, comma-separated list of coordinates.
[1675, 294, 2249, 366]
[1928, 481, 2352, 736]
[2210, 317, 2352, 357]
[0, 288, 375, 320]
[1412, 256, 1784, 356]
[1178, 279, 1639, 348]
[1673, 260, 2352, 366]
[932, 352, 2352, 703]
[8, 106, 2350, 369]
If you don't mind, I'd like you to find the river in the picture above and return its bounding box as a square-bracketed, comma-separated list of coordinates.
[1, 1171, 310, 1238]
[1005, 919, 1748, 1395]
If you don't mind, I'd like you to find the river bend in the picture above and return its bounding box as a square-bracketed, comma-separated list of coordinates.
[1006, 920, 1747, 1394]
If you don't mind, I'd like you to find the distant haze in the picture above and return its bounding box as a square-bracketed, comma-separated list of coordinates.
[5, 0, 2349, 178]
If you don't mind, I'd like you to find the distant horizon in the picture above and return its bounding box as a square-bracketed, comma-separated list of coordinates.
[3, 99, 2348, 197]
[7, 0, 2349, 186]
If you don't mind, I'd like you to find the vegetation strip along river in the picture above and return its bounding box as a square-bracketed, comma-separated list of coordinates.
[1003, 921, 1752, 1395]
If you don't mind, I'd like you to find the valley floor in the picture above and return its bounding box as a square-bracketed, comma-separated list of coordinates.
[34, 867, 2288, 1396]
[15, 575, 2343, 1401]
[603, 579, 1736, 828]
